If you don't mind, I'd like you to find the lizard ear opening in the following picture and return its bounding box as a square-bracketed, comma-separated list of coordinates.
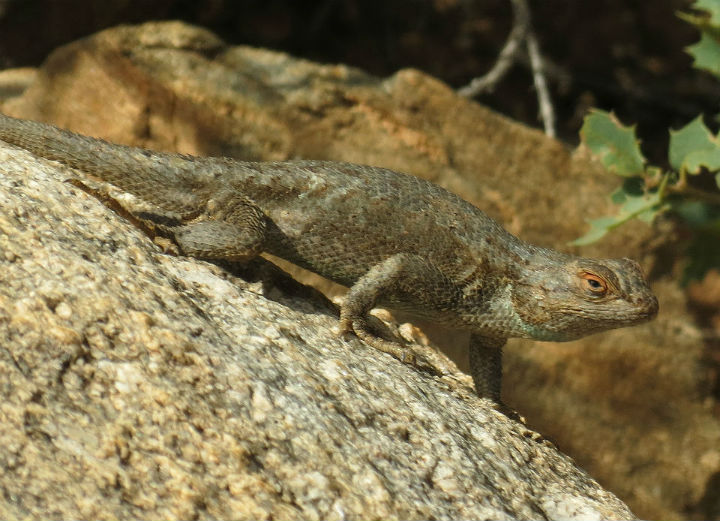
[578, 271, 608, 296]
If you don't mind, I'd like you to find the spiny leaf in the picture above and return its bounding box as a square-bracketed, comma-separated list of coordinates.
[686, 32, 720, 76]
[694, 0, 720, 25]
[669, 115, 720, 173]
[580, 110, 646, 177]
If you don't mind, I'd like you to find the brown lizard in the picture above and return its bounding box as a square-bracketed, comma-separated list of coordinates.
[0, 112, 658, 403]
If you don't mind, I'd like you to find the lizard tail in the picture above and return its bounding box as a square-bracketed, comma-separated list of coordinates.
[0, 112, 213, 215]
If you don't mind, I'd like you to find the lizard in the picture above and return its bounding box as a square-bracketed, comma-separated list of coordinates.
[0, 112, 658, 404]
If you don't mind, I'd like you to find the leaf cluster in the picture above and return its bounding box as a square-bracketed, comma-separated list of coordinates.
[575, 0, 720, 281]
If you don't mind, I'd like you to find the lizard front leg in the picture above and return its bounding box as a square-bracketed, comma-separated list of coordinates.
[468, 334, 506, 402]
[339, 253, 454, 367]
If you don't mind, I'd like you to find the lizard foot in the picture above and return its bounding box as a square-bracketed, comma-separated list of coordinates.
[491, 399, 527, 424]
[485, 400, 556, 446]
[339, 316, 438, 374]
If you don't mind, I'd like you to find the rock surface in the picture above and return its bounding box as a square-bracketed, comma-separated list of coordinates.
[0, 136, 637, 519]
[0, 21, 717, 520]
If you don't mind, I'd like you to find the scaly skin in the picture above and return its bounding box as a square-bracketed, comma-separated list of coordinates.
[0, 112, 659, 403]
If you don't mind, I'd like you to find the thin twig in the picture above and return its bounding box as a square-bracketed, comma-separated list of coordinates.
[458, 0, 529, 97]
[459, 0, 558, 138]
[526, 30, 556, 137]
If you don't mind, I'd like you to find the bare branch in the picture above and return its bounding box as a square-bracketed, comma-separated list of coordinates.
[458, 0, 529, 97]
[526, 31, 556, 137]
[459, 0, 557, 138]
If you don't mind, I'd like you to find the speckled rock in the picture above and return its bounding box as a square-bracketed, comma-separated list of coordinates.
[0, 129, 640, 519]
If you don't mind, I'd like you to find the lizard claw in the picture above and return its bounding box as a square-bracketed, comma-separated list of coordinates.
[490, 400, 528, 424]
[398, 349, 417, 365]
[338, 316, 355, 339]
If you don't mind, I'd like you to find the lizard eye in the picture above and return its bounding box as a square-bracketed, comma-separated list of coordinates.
[579, 272, 608, 296]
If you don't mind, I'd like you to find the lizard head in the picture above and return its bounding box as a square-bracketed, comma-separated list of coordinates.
[511, 256, 658, 341]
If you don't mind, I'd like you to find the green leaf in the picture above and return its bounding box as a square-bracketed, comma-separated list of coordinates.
[681, 1, 720, 33]
[619, 191, 661, 214]
[571, 191, 664, 246]
[686, 32, 720, 76]
[610, 186, 627, 205]
[610, 177, 646, 204]
[716, 172, 720, 188]
[616, 191, 665, 226]
[678, 12, 709, 29]
[580, 110, 646, 177]
[694, 0, 720, 25]
[669, 116, 720, 173]
[637, 207, 659, 223]
[571, 217, 617, 246]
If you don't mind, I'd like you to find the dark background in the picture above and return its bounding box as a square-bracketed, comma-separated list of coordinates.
[0, 0, 716, 164]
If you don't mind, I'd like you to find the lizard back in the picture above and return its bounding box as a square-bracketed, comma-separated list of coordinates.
[223, 159, 532, 289]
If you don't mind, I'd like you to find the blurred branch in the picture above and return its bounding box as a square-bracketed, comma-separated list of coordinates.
[459, 0, 557, 138]
[458, 0, 528, 97]
[527, 31, 556, 137]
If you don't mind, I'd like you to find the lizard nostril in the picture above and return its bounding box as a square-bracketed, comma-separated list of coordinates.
[640, 295, 659, 317]
[629, 294, 658, 317]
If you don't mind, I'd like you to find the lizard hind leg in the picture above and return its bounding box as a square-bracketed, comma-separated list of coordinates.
[172, 198, 267, 262]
